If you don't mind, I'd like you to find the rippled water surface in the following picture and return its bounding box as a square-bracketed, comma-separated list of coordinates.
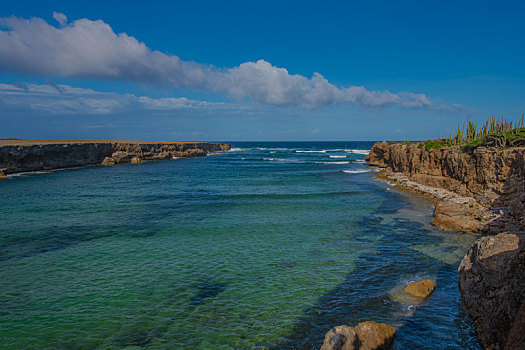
[0, 142, 481, 349]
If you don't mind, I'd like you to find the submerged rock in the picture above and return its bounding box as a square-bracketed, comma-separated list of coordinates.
[404, 279, 436, 298]
[321, 322, 395, 350]
[459, 232, 525, 349]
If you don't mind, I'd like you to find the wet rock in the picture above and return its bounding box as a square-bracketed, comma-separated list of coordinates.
[404, 279, 436, 298]
[130, 157, 143, 164]
[459, 232, 525, 349]
[354, 321, 395, 350]
[101, 157, 115, 166]
[0, 168, 6, 178]
[321, 325, 359, 350]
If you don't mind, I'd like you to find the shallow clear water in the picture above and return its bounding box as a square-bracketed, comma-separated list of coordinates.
[0, 142, 481, 349]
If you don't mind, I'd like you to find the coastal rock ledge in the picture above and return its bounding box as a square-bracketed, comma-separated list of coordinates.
[0, 139, 231, 175]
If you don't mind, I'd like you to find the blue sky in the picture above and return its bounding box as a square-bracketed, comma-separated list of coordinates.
[0, 0, 524, 141]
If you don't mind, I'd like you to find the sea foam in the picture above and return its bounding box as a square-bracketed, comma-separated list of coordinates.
[342, 169, 371, 174]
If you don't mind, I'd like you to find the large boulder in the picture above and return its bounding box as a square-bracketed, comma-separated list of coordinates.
[354, 321, 395, 350]
[321, 322, 395, 350]
[459, 232, 525, 349]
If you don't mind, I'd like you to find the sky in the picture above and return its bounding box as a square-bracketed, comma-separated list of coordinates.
[0, 0, 524, 141]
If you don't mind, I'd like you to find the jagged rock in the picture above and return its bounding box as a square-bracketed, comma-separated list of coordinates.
[0, 168, 6, 178]
[101, 157, 115, 166]
[321, 325, 359, 350]
[404, 279, 436, 298]
[111, 151, 130, 163]
[459, 232, 525, 349]
[321, 322, 395, 350]
[505, 299, 525, 350]
[130, 157, 143, 164]
[354, 321, 395, 350]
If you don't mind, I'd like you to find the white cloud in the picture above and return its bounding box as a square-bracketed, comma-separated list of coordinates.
[0, 14, 433, 109]
[0, 82, 224, 114]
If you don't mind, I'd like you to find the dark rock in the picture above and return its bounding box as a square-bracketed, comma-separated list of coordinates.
[459, 232, 525, 349]
[505, 299, 525, 350]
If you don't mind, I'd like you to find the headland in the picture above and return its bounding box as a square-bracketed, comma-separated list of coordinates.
[0, 139, 231, 176]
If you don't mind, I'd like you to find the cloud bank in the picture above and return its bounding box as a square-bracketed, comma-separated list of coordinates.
[0, 14, 432, 109]
[0, 82, 224, 115]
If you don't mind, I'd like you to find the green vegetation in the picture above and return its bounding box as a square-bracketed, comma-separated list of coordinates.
[422, 114, 525, 151]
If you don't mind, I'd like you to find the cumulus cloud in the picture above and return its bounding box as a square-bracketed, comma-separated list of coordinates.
[0, 14, 433, 109]
[0, 82, 223, 114]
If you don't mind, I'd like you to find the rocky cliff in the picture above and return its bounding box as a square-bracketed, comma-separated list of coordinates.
[366, 142, 525, 349]
[366, 142, 525, 232]
[0, 140, 231, 175]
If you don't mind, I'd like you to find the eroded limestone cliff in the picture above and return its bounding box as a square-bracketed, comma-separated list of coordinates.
[366, 141, 525, 350]
[0, 140, 231, 175]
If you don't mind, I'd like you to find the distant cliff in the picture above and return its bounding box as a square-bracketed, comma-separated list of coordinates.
[0, 140, 231, 175]
[366, 141, 525, 350]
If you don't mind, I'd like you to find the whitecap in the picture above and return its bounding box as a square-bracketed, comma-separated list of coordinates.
[229, 148, 244, 152]
[342, 169, 371, 174]
[296, 150, 326, 153]
[346, 149, 370, 155]
[329, 155, 346, 158]
[315, 161, 350, 164]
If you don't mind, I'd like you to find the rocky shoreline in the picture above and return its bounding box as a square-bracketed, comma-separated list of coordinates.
[0, 139, 231, 176]
[366, 141, 524, 349]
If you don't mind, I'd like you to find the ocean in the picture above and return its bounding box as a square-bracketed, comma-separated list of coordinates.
[0, 141, 481, 349]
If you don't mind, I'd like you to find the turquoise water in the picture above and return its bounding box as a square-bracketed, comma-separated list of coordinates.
[0, 142, 481, 349]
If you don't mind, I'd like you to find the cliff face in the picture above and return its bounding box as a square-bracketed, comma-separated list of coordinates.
[366, 142, 525, 232]
[0, 140, 231, 175]
[366, 142, 525, 349]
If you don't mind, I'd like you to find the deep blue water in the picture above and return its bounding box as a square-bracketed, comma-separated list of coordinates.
[0, 141, 481, 349]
